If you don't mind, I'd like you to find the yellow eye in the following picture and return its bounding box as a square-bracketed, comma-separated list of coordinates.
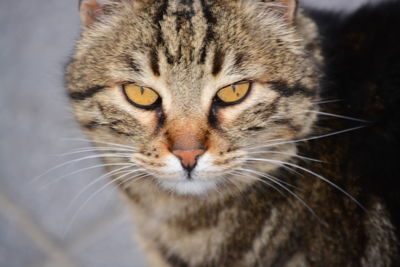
[216, 81, 251, 105]
[123, 84, 160, 109]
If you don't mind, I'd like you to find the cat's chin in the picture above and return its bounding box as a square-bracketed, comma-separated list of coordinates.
[159, 179, 219, 196]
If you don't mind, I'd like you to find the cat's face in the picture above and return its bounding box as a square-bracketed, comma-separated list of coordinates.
[67, 0, 320, 195]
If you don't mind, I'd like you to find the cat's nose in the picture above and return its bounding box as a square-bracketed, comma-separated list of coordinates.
[172, 149, 205, 172]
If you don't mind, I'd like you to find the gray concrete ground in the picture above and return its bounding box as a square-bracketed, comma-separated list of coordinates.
[0, 0, 383, 266]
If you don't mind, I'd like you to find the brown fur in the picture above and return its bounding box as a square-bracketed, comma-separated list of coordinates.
[66, 0, 398, 266]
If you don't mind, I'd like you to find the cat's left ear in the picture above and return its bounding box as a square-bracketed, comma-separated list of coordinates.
[272, 0, 298, 22]
[79, 0, 106, 27]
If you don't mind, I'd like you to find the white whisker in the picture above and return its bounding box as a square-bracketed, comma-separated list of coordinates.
[31, 153, 133, 184]
[312, 99, 342, 105]
[64, 169, 144, 236]
[235, 167, 302, 191]
[120, 173, 150, 190]
[62, 138, 136, 150]
[234, 168, 319, 220]
[66, 166, 141, 212]
[231, 170, 284, 194]
[247, 150, 322, 162]
[58, 147, 135, 157]
[248, 126, 366, 150]
[224, 172, 244, 191]
[40, 163, 136, 189]
[306, 110, 371, 123]
[243, 158, 365, 209]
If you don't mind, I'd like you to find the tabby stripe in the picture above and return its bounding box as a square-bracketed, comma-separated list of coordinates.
[274, 118, 301, 132]
[154, 0, 169, 24]
[232, 52, 249, 73]
[154, 0, 174, 64]
[212, 48, 225, 76]
[269, 230, 299, 267]
[82, 120, 101, 129]
[126, 56, 141, 74]
[82, 120, 134, 137]
[155, 108, 166, 133]
[199, 0, 216, 64]
[246, 126, 265, 132]
[69, 86, 106, 100]
[252, 97, 280, 116]
[220, 186, 278, 266]
[158, 244, 189, 267]
[108, 126, 134, 137]
[149, 49, 161, 76]
[180, 0, 194, 5]
[269, 81, 313, 97]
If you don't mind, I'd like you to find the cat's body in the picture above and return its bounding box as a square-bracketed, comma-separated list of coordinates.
[66, 0, 399, 266]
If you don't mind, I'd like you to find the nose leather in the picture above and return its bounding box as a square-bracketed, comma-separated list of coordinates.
[172, 149, 205, 171]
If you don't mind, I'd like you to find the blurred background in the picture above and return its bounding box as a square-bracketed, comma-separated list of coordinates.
[0, 0, 387, 266]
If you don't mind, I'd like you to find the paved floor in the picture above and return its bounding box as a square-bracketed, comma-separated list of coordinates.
[0, 0, 381, 266]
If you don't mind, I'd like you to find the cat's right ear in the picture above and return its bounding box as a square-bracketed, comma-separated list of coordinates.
[262, 0, 298, 22]
[79, 0, 105, 27]
[276, 0, 298, 22]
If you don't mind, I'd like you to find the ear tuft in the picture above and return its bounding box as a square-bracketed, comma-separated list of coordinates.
[272, 0, 298, 22]
[79, 0, 105, 27]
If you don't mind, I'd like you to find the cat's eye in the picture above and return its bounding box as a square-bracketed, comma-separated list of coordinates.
[214, 81, 251, 106]
[123, 84, 161, 109]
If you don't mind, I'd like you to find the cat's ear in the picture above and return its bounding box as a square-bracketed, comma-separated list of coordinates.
[270, 0, 298, 22]
[79, 0, 106, 27]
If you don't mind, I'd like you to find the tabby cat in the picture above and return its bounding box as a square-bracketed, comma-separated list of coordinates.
[66, 0, 399, 266]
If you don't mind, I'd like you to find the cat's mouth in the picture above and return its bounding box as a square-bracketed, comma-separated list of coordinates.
[130, 147, 296, 196]
[158, 178, 220, 195]
[130, 152, 239, 195]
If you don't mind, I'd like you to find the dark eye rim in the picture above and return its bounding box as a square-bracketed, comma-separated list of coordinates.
[212, 81, 253, 107]
[122, 83, 162, 110]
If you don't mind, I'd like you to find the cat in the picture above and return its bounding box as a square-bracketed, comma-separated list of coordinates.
[66, 0, 399, 266]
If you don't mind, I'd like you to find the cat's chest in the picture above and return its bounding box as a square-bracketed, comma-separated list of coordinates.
[125, 185, 305, 266]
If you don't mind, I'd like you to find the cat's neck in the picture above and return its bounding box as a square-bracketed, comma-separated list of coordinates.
[122, 178, 249, 220]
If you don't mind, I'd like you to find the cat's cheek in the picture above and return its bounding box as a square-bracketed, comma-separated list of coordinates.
[217, 86, 278, 125]
[101, 86, 160, 127]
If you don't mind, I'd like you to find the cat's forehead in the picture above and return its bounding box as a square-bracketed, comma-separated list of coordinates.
[75, 0, 306, 99]
[101, 0, 294, 62]
[131, 0, 242, 64]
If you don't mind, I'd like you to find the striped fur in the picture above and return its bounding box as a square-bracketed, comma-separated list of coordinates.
[66, 0, 398, 266]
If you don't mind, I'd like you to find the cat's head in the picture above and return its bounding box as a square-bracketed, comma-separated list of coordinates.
[66, 0, 321, 195]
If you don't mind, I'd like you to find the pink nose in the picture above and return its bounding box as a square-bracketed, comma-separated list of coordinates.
[172, 149, 205, 171]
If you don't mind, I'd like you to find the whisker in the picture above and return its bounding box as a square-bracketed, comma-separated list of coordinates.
[31, 153, 133, 184]
[62, 138, 136, 150]
[247, 150, 322, 162]
[66, 166, 142, 213]
[234, 168, 319, 220]
[235, 167, 302, 191]
[63, 170, 144, 236]
[120, 173, 150, 190]
[231, 170, 284, 194]
[312, 99, 342, 105]
[223, 172, 245, 193]
[243, 158, 365, 210]
[58, 147, 135, 157]
[40, 163, 136, 189]
[248, 126, 366, 150]
[306, 110, 371, 123]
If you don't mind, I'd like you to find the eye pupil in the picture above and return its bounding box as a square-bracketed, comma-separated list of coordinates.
[123, 84, 160, 109]
[215, 81, 251, 106]
[232, 84, 237, 93]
